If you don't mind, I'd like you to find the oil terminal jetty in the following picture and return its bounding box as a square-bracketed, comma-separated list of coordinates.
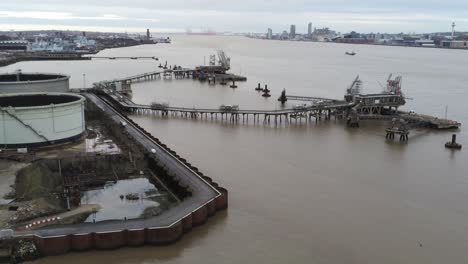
[96, 72, 461, 135]
[94, 67, 246, 86]
[93, 50, 247, 88]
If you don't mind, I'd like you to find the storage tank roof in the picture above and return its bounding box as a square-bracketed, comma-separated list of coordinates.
[0, 93, 83, 108]
[0, 72, 69, 83]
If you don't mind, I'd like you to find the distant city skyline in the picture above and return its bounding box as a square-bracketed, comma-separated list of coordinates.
[1, 0, 467, 33]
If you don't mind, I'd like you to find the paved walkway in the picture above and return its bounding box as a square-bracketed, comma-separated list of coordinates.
[15, 204, 101, 232]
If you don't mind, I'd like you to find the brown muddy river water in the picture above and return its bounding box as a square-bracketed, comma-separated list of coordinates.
[1, 35, 467, 264]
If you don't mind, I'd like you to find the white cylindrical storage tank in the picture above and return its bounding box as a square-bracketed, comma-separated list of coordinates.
[0, 93, 85, 148]
[0, 72, 70, 94]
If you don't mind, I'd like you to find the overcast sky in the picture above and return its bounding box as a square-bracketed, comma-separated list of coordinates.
[0, 0, 467, 33]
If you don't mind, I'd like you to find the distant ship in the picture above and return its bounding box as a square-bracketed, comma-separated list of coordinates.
[186, 29, 216, 36]
[345, 51, 356, 56]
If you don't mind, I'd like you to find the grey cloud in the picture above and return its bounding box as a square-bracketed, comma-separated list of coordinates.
[0, 0, 467, 33]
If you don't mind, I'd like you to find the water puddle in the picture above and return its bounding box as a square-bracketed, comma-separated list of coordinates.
[81, 178, 165, 222]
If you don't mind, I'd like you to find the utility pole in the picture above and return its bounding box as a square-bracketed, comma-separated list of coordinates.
[83, 73, 86, 88]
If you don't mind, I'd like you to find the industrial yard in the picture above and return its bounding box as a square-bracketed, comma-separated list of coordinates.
[0, 103, 168, 225]
[0, 67, 227, 262]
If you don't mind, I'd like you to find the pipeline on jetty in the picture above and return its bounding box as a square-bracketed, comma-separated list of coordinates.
[99, 87, 352, 124]
[90, 69, 461, 143]
[93, 52, 246, 89]
[94, 68, 246, 87]
[90, 56, 159, 60]
[99, 86, 461, 131]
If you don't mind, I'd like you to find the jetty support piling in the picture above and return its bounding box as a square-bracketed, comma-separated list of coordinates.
[230, 81, 237, 88]
[445, 134, 462, 149]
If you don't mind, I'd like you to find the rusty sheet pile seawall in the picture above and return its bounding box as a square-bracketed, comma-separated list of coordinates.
[33, 191, 226, 256]
[27, 93, 228, 256]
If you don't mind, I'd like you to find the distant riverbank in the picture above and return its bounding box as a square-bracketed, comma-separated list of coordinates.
[0, 42, 156, 68]
[247, 36, 468, 51]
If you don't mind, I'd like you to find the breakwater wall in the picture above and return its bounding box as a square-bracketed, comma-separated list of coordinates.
[32, 186, 227, 256]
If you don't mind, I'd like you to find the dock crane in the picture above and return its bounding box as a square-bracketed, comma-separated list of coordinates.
[217, 50, 231, 71]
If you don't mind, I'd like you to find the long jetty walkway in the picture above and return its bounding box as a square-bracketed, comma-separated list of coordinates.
[285, 95, 336, 102]
[12, 93, 228, 256]
[94, 70, 460, 130]
[100, 87, 461, 130]
[94, 66, 247, 87]
[90, 56, 159, 60]
[101, 89, 353, 124]
[95, 68, 195, 85]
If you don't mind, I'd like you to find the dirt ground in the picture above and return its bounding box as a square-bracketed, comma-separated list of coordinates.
[0, 160, 29, 228]
[0, 160, 29, 203]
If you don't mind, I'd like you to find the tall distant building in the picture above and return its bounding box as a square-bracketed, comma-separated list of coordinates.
[290, 25, 296, 39]
[146, 29, 151, 40]
[452, 22, 456, 39]
[267, 28, 273, 40]
[307, 23, 312, 38]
